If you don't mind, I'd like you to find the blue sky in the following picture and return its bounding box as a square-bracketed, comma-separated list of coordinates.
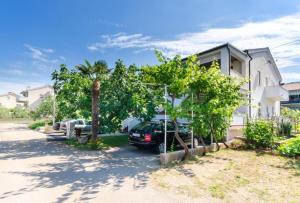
[1, 0, 300, 94]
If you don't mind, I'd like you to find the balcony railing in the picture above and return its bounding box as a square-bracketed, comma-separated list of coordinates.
[264, 85, 289, 101]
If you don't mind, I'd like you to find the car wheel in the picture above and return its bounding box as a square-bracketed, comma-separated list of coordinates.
[193, 137, 199, 148]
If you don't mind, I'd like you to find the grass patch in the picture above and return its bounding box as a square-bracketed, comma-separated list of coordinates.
[151, 149, 300, 202]
[209, 184, 226, 199]
[65, 135, 129, 150]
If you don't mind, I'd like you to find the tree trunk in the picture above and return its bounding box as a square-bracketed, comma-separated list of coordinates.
[91, 80, 100, 142]
[173, 120, 190, 160]
[170, 96, 190, 160]
[210, 120, 220, 151]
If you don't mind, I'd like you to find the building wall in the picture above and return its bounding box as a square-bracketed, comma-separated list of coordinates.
[249, 54, 281, 118]
[0, 94, 18, 109]
[26, 86, 54, 110]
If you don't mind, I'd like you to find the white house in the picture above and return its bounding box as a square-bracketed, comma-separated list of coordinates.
[186, 43, 288, 139]
[20, 85, 54, 110]
[124, 43, 288, 138]
[0, 92, 25, 108]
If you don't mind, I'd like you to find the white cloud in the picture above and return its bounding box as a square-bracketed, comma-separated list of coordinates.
[88, 12, 300, 69]
[281, 72, 300, 82]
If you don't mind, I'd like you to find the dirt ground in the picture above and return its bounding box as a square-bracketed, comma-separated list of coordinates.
[151, 149, 300, 203]
[1, 122, 300, 203]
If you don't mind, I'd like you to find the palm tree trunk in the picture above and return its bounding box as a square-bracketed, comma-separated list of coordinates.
[91, 79, 100, 142]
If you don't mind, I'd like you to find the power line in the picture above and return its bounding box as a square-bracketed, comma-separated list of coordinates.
[271, 38, 300, 49]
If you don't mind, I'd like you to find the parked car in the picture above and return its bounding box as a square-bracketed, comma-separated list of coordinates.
[128, 121, 199, 153]
[59, 119, 92, 135]
[52, 122, 61, 131]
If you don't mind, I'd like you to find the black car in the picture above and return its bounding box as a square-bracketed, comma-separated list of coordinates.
[128, 121, 199, 153]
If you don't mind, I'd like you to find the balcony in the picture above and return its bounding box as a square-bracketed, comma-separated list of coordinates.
[264, 85, 289, 101]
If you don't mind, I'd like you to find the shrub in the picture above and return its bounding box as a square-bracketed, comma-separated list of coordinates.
[244, 119, 276, 149]
[0, 107, 10, 119]
[10, 107, 30, 118]
[278, 121, 292, 137]
[28, 120, 51, 130]
[278, 136, 300, 157]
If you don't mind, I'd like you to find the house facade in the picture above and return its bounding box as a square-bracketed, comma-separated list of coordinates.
[0, 85, 54, 110]
[0, 92, 25, 108]
[189, 43, 288, 125]
[20, 85, 54, 110]
[281, 82, 300, 110]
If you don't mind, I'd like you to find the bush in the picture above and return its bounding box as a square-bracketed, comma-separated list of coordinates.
[28, 120, 51, 130]
[0, 107, 11, 119]
[244, 119, 276, 149]
[278, 121, 292, 137]
[278, 136, 300, 157]
[10, 107, 30, 118]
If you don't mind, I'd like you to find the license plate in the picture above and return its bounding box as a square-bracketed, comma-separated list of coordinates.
[132, 133, 140, 137]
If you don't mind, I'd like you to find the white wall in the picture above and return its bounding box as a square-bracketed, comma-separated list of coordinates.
[249, 54, 281, 118]
[0, 94, 17, 109]
[26, 86, 54, 110]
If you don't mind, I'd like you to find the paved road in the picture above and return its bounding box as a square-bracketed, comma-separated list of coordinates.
[0, 123, 181, 203]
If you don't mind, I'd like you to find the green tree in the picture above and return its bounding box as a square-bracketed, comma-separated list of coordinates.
[100, 60, 159, 132]
[186, 61, 245, 150]
[142, 51, 192, 160]
[76, 60, 110, 142]
[32, 96, 56, 120]
[52, 64, 92, 120]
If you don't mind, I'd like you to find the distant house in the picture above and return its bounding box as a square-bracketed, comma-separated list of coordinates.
[20, 85, 54, 110]
[0, 92, 25, 108]
[281, 82, 300, 110]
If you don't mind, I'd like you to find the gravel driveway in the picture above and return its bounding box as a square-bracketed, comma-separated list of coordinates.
[0, 122, 183, 203]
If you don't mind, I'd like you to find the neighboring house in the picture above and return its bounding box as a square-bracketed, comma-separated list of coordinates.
[20, 85, 54, 110]
[0, 92, 25, 108]
[281, 82, 300, 110]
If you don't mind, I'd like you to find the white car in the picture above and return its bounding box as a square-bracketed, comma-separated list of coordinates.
[60, 119, 91, 135]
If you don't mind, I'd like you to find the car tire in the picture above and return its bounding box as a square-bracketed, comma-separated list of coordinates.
[193, 137, 199, 148]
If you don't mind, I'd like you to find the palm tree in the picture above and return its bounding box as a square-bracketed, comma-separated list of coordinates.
[76, 60, 109, 142]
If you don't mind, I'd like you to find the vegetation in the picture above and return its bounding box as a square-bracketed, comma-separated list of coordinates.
[142, 51, 193, 159]
[278, 120, 293, 137]
[186, 61, 245, 150]
[151, 149, 300, 202]
[0, 106, 30, 119]
[278, 136, 300, 157]
[28, 120, 52, 130]
[52, 60, 158, 134]
[31, 96, 56, 120]
[244, 119, 277, 149]
[76, 60, 110, 142]
[65, 135, 129, 150]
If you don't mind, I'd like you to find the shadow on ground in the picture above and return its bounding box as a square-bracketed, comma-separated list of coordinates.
[0, 138, 160, 202]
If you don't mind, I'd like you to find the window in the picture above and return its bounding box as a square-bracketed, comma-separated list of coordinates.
[40, 94, 44, 99]
[258, 102, 261, 117]
[265, 77, 268, 86]
[258, 71, 261, 86]
[266, 106, 269, 118]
